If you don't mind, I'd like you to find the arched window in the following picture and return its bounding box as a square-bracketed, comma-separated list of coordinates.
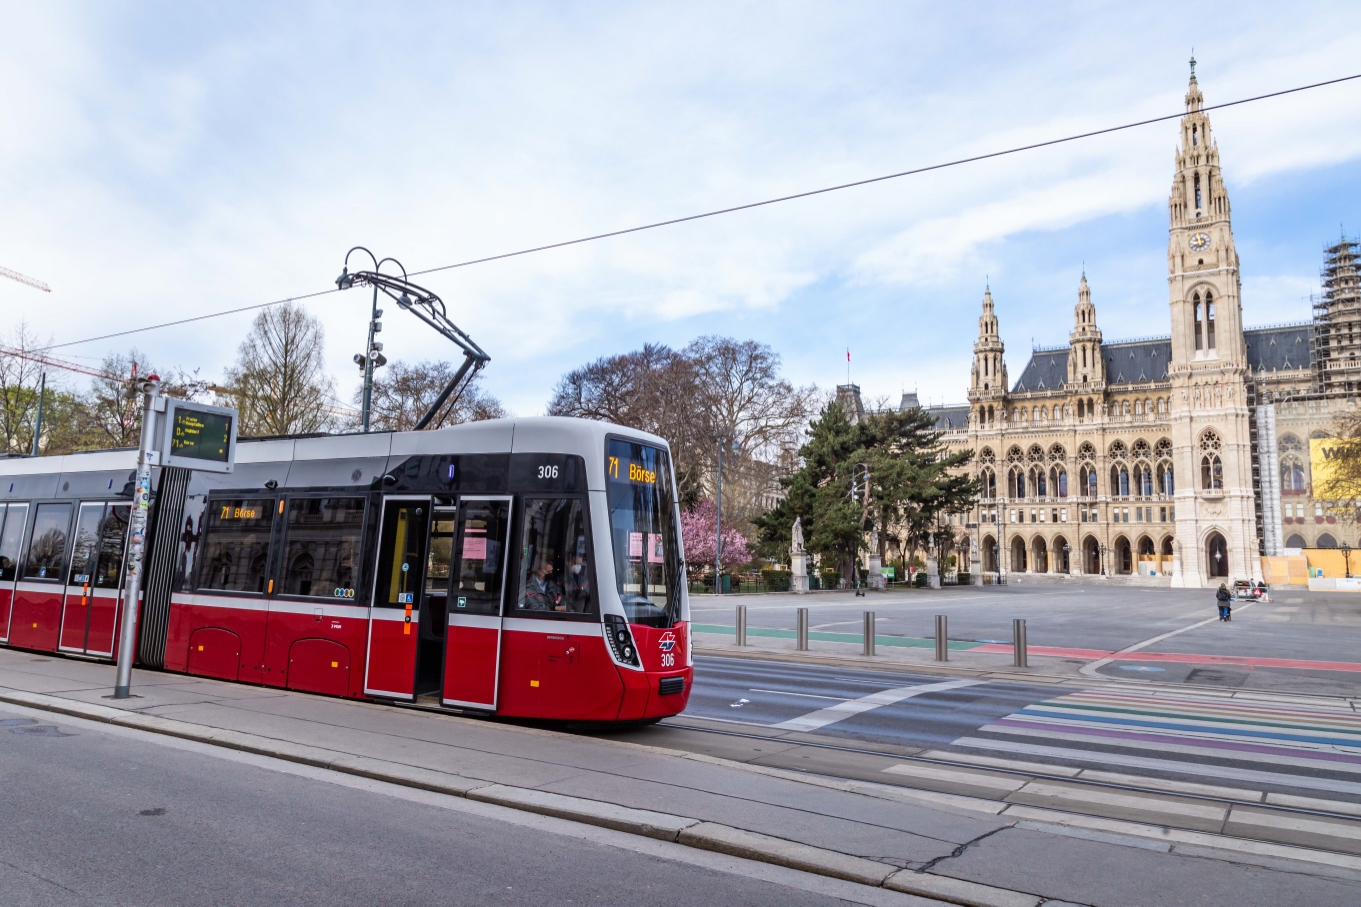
[1192, 124, 1198, 148]
[1280, 458, 1305, 491]
[987, 405, 994, 423]
[1034, 468, 1048, 498]
[1138, 466, 1153, 497]
[1055, 468, 1068, 498]
[1158, 462, 1175, 495]
[1206, 291, 1216, 348]
[1201, 455, 1223, 489]
[1194, 172, 1202, 211]
[1053, 405, 1061, 420]
[1193, 293, 1203, 350]
[1032, 406, 1039, 422]
[1200, 430, 1223, 490]
[1077, 399, 1085, 420]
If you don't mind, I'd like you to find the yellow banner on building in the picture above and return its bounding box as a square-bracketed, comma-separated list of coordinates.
[1309, 438, 1361, 497]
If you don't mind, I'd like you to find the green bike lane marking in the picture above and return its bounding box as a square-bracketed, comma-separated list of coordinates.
[690, 624, 984, 650]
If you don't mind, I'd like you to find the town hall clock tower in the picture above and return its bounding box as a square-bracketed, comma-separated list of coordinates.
[1166, 59, 1257, 586]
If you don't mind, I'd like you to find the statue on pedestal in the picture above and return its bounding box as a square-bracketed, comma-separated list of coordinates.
[790, 517, 809, 593]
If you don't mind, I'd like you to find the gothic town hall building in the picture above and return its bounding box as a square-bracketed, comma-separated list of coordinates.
[924, 68, 1359, 588]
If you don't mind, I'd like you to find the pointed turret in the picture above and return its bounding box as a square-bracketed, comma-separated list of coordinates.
[1067, 273, 1104, 386]
[969, 286, 1006, 397]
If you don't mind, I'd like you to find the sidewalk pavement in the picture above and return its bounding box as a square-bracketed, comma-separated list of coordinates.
[0, 648, 1357, 907]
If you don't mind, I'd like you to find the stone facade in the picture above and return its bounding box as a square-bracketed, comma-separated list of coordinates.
[919, 67, 1356, 588]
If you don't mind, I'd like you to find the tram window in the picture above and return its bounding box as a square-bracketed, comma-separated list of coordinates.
[605, 439, 680, 628]
[514, 498, 594, 617]
[0, 504, 28, 582]
[67, 503, 105, 584]
[23, 503, 74, 581]
[374, 504, 428, 608]
[452, 499, 512, 616]
[94, 505, 130, 589]
[280, 497, 365, 598]
[198, 498, 275, 594]
[427, 511, 456, 597]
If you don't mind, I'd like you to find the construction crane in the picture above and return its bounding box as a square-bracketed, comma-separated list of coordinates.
[0, 265, 51, 293]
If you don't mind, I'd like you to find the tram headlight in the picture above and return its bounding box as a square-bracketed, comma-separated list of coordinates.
[603, 614, 640, 668]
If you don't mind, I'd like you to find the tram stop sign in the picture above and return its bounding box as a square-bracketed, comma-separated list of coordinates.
[158, 398, 239, 473]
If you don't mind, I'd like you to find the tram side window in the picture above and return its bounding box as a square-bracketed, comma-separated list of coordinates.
[67, 504, 105, 584]
[0, 504, 28, 582]
[199, 499, 275, 594]
[514, 498, 594, 617]
[24, 503, 74, 581]
[281, 497, 365, 599]
[94, 505, 131, 589]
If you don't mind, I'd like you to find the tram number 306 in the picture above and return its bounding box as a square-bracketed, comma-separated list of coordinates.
[537, 464, 559, 479]
[660, 653, 675, 667]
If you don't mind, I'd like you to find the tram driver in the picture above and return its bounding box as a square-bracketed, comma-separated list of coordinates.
[523, 553, 565, 611]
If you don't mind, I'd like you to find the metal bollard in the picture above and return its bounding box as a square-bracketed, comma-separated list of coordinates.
[935, 614, 948, 662]
[863, 611, 876, 656]
[736, 605, 747, 646]
[1013, 618, 1028, 667]
[796, 607, 809, 651]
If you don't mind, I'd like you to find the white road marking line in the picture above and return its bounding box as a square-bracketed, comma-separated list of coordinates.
[1078, 599, 1260, 678]
[882, 763, 1026, 792]
[918, 750, 1083, 778]
[748, 689, 850, 702]
[772, 679, 984, 732]
[952, 736, 1361, 796]
[1016, 781, 1229, 821]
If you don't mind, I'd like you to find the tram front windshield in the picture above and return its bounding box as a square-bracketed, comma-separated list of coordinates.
[606, 439, 681, 627]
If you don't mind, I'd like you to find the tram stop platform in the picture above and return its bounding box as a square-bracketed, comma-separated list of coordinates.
[0, 647, 1357, 907]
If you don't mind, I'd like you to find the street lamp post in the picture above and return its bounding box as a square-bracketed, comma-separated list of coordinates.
[1063, 543, 1072, 575]
[1343, 542, 1353, 579]
[1099, 544, 1109, 577]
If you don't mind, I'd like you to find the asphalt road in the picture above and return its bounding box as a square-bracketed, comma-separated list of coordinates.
[676, 654, 1361, 807]
[0, 706, 880, 907]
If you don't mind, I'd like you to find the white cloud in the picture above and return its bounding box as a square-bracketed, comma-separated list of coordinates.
[1, 2, 1359, 419]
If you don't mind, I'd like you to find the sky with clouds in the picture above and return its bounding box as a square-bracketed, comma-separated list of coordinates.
[3, 2, 1361, 417]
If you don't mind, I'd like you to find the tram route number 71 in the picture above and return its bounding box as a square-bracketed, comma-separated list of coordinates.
[608, 456, 619, 479]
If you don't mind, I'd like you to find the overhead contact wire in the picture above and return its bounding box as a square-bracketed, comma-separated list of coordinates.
[47, 72, 1361, 351]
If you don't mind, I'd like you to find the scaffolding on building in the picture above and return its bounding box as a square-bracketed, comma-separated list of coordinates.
[1311, 234, 1361, 395]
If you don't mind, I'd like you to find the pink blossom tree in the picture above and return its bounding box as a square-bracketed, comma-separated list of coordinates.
[680, 499, 752, 576]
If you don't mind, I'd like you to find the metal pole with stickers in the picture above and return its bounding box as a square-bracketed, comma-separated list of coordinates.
[113, 379, 238, 699]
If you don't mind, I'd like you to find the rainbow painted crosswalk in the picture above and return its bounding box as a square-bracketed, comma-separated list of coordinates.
[953, 688, 1361, 797]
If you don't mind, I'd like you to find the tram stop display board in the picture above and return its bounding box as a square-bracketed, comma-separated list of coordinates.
[160, 399, 238, 473]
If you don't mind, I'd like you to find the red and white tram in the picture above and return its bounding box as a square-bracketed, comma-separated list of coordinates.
[0, 417, 692, 722]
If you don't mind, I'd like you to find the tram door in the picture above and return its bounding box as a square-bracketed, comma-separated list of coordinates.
[59, 503, 130, 657]
[0, 504, 28, 641]
[363, 497, 431, 700]
[442, 496, 512, 711]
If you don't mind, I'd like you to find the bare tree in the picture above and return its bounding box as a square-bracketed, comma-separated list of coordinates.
[362, 360, 508, 432]
[83, 351, 209, 449]
[0, 322, 48, 454]
[222, 302, 334, 437]
[547, 337, 815, 524]
[685, 336, 816, 528]
[547, 344, 707, 499]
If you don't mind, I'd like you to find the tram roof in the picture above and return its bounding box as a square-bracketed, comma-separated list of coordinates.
[0, 416, 669, 495]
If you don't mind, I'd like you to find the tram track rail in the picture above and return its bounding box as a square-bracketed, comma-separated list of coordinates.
[654, 718, 1361, 829]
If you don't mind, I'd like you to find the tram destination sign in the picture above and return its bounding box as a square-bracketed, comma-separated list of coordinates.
[160, 398, 238, 473]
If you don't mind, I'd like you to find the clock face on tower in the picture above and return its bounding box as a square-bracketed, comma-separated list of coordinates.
[1189, 232, 1211, 252]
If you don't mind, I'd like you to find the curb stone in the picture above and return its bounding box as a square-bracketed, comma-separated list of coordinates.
[677, 822, 897, 886]
[884, 871, 1042, 907]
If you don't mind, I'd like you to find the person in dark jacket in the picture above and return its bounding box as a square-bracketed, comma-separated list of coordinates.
[1216, 583, 1232, 621]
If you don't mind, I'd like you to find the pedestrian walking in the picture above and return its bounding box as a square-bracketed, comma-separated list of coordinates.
[1216, 582, 1232, 621]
